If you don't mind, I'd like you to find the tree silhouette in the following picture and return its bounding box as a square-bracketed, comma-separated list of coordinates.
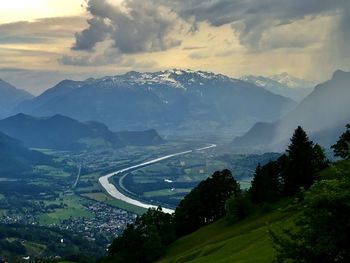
[332, 124, 350, 159]
[283, 126, 318, 195]
[174, 169, 240, 237]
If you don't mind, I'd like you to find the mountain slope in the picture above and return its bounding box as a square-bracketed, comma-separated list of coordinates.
[233, 70, 350, 151]
[15, 69, 296, 136]
[0, 79, 33, 118]
[0, 114, 163, 151]
[158, 210, 291, 263]
[241, 73, 313, 101]
[0, 131, 51, 176]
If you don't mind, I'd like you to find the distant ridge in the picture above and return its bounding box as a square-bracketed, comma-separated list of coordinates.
[241, 73, 314, 101]
[0, 130, 51, 176]
[0, 113, 163, 151]
[0, 79, 33, 118]
[233, 70, 350, 152]
[14, 69, 296, 136]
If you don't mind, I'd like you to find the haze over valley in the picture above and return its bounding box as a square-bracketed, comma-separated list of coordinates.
[1, 1, 350, 262]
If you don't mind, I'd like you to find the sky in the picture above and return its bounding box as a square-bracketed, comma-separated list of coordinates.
[0, 0, 349, 95]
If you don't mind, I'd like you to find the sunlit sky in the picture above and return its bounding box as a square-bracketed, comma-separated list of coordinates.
[0, 0, 86, 24]
[0, 0, 349, 94]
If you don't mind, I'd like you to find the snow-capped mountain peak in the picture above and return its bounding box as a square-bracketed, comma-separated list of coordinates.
[240, 74, 314, 101]
[88, 69, 235, 90]
[269, 72, 314, 89]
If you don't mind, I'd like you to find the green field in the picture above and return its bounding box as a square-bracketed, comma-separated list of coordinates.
[38, 195, 93, 224]
[158, 210, 292, 263]
[33, 165, 71, 178]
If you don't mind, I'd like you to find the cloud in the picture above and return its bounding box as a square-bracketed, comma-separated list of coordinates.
[189, 52, 210, 60]
[60, 53, 156, 69]
[0, 47, 59, 57]
[73, 0, 350, 62]
[0, 60, 157, 95]
[158, 0, 349, 50]
[73, 0, 182, 54]
[0, 17, 86, 44]
[0, 67, 82, 95]
[72, 17, 112, 51]
[60, 49, 121, 66]
[215, 50, 238, 57]
[182, 46, 207, 50]
[61, 46, 157, 68]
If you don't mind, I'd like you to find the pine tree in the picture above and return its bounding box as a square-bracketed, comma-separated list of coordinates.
[250, 164, 263, 203]
[313, 144, 329, 170]
[250, 161, 282, 203]
[174, 169, 240, 237]
[283, 126, 316, 195]
[332, 124, 350, 159]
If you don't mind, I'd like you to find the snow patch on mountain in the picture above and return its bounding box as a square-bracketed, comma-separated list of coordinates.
[84, 69, 236, 90]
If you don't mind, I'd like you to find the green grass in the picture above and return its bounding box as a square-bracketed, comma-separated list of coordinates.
[22, 240, 46, 256]
[78, 137, 112, 148]
[38, 195, 93, 225]
[320, 158, 350, 179]
[158, 210, 292, 263]
[33, 165, 71, 178]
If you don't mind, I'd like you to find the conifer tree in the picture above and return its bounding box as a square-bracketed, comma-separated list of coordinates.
[283, 126, 317, 195]
[332, 124, 350, 159]
[250, 164, 263, 203]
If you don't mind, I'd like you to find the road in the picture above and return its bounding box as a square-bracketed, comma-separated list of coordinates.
[98, 144, 216, 214]
[72, 165, 82, 189]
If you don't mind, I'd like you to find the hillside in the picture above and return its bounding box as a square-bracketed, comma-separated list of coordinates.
[0, 131, 51, 176]
[158, 209, 291, 263]
[0, 79, 33, 118]
[233, 70, 350, 152]
[0, 114, 163, 151]
[0, 224, 104, 262]
[15, 69, 296, 136]
[159, 156, 350, 263]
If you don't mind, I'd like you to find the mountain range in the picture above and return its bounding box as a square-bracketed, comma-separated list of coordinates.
[241, 73, 314, 102]
[14, 69, 296, 136]
[0, 114, 163, 151]
[233, 70, 350, 152]
[0, 79, 33, 118]
[0, 131, 51, 176]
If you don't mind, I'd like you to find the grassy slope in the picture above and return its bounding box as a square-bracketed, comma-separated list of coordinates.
[320, 158, 350, 179]
[159, 209, 292, 263]
[159, 159, 350, 263]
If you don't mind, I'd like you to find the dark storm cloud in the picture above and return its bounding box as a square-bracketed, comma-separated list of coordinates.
[74, 0, 349, 54]
[158, 0, 349, 49]
[72, 0, 181, 53]
[72, 17, 112, 51]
